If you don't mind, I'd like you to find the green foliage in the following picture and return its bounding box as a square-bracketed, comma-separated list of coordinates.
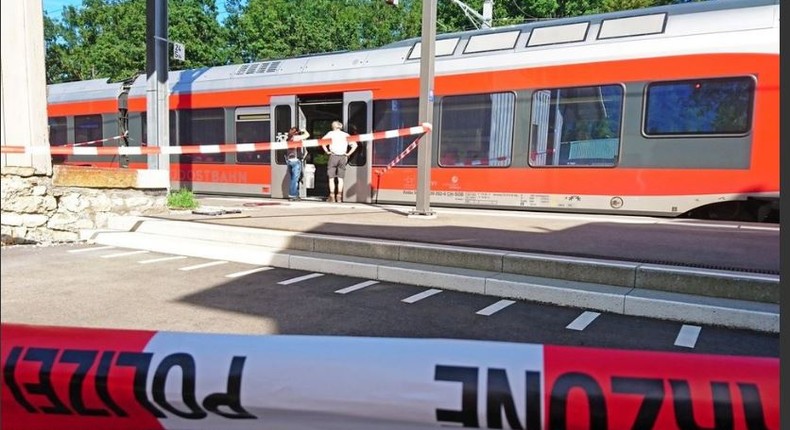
[46, 0, 228, 83]
[167, 188, 199, 209]
[44, 0, 685, 84]
[312, 153, 329, 165]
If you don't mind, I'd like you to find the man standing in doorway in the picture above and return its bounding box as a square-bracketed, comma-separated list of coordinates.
[322, 120, 356, 202]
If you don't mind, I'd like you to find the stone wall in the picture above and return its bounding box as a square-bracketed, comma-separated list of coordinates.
[1, 166, 168, 245]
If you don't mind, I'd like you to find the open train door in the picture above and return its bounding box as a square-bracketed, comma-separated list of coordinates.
[270, 95, 297, 199]
[342, 91, 373, 203]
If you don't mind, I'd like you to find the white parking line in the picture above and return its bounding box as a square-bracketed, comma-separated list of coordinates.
[226, 267, 274, 278]
[68, 246, 116, 253]
[139, 255, 188, 264]
[566, 311, 601, 331]
[101, 250, 150, 259]
[476, 300, 516, 316]
[335, 280, 379, 294]
[674, 325, 702, 348]
[740, 225, 779, 232]
[277, 273, 324, 285]
[402, 289, 442, 304]
[179, 261, 228, 271]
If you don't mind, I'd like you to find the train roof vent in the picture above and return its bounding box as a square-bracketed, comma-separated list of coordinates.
[235, 64, 251, 75]
[266, 61, 281, 72]
[235, 61, 281, 75]
[248, 62, 266, 74]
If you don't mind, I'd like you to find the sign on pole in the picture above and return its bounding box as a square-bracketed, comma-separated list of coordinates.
[173, 42, 185, 61]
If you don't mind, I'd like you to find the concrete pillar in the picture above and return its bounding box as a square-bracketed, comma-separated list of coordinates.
[1, 0, 51, 175]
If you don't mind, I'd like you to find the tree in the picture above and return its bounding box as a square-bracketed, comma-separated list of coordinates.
[43, 14, 70, 83]
[47, 0, 227, 83]
[224, 0, 420, 64]
[44, 0, 694, 84]
[168, 0, 229, 69]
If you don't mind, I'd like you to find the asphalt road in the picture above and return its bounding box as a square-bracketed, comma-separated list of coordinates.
[0, 243, 779, 358]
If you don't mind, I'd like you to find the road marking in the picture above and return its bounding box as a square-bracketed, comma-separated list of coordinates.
[402, 289, 442, 303]
[225, 267, 274, 278]
[277, 273, 324, 285]
[740, 225, 779, 232]
[674, 325, 702, 348]
[443, 238, 477, 244]
[179, 261, 228, 271]
[335, 280, 379, 294]
[67, 246, 116, 253]
[139, 255, 188, 264]
[566, 311, 601, 331]
[101, 250, 150, 259]
[476, 300, 516, 316]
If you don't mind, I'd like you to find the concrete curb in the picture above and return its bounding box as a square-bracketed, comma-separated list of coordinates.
[83, 216, 779, 333]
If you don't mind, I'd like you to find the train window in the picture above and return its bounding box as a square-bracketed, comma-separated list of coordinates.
[644, 77, 754, 136]
[464, 31, 520, 54]
[597, 13, 666, 39]
[74, 114, 103, 146]
[347, 101, 367, 167]
[408, 38, 459, 60]
[273, 105, 292, 165]
[372, 98, 419, 166]
[235, 110, 271, 165]
[529, 84, 623, 167]
[439, 92, 514, 167]
[49, 117, 68, 146]
[49, 117, 68, 164]
[178, 108, 225, 163]
[527, 22, 589, 47]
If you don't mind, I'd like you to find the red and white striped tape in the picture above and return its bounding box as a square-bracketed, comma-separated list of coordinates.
[1, 323, 779, 430]
[66, 133, 128, 147]
[375, 135, 422, 176]
[0, 124, 432, 156]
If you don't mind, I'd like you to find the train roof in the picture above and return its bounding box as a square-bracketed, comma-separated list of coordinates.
[380, 0, 778, 47]
[48, 0, 778, 104]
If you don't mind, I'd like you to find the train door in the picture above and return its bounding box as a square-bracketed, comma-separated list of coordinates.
[342, 91, 373, 203]
[270, 95, 297, 199]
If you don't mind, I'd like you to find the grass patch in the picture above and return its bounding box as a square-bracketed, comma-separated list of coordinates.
[167, 188, 199, 210]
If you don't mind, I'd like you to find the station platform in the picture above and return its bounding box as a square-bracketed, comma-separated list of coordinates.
[85, 195, 780, 332]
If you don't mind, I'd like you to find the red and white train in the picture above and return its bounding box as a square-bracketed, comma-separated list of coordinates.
[46, 0, 779, 221]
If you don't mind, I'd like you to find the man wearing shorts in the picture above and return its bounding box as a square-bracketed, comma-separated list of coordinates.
[321, 120, 356, 202]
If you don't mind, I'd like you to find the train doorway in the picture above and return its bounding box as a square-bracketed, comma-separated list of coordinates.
[270, 91, 372, 202]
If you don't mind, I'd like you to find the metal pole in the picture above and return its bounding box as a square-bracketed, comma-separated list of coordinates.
[482, 0, 493, 29]
[410, 0, 436, 218]
[145, 0, 169, 184]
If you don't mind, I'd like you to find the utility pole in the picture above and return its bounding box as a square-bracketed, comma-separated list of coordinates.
[146, 0, 169, 183]
[409, 0, 437, 218]
[389, 0, 493, 218]
[448, 0, 493, 29]
[482, 0, 493, 28]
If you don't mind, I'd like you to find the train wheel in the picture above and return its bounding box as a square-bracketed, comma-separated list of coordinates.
[694, 201, 752, 222]
[702, 200, 780, 223]
[753, 201, 779, 223]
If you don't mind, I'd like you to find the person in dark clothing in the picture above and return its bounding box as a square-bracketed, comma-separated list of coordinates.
[286, 127, 310, 200]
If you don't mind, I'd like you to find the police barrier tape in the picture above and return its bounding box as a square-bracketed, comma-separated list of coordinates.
[0, 323, 778, 430]
[375, 135, 421, 176]
[372, 136, 511, 176]
[67, 133, 128, 147]
[0, 124, 433, 156]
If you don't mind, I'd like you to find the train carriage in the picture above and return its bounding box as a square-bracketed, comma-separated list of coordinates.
[46, 0, 780, 221]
